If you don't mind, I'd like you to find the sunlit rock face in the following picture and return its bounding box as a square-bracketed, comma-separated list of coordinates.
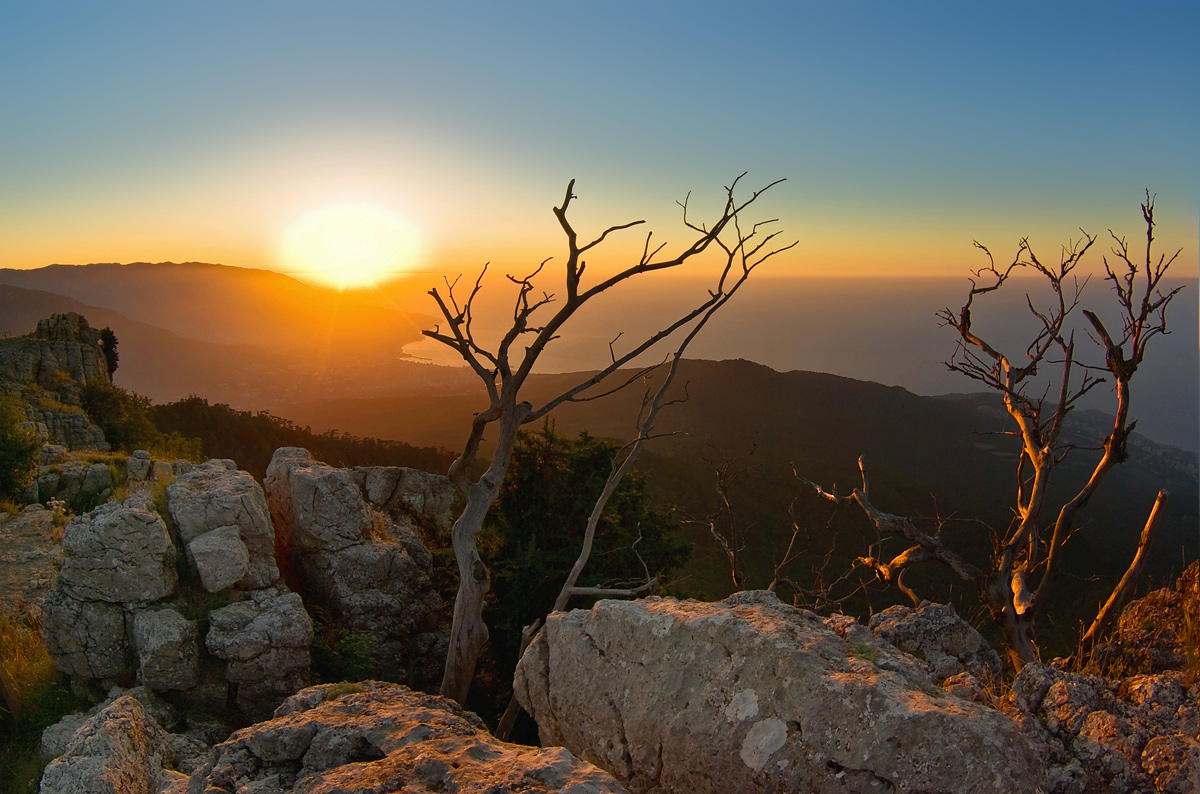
[190, 681, 630, 794]
[264, 447, 450, 689]
[0, 312, 110, 449]
[515, 590, 1042, 794]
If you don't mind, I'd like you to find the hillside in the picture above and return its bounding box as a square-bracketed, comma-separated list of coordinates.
[0, 262, 433, 354]
[0, 282, 475, 406]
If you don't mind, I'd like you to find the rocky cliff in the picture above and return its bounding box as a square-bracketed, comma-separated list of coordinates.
[0, 312, 109, 449]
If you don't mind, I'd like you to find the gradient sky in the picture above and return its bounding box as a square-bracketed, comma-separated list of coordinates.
[2, 1, 1197, 280]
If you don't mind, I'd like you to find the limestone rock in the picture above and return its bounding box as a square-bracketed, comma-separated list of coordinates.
[1002, 663, 1200, 793]
[0, 313, 110, 449]
[351, 464, 457, 533]
[0, 503, 61, 617]
[868, 600, 1002, 683]
[127, 450, 153, 481]
[516, 591, 1041, 794]
[41, 589, 129, 682]
[132, 608, 200, 692]
[189, 680, 628, 794]
[38, 695, 170, 794]
[187, 526, 250, 594]
[167, 461, 278, 591]
[205, 590, 313, 718]
[58, 501, 177, 603]
[1088, 560, 1198, 677]
[265, 447, 442, 685]
[39, 459, 115, 507]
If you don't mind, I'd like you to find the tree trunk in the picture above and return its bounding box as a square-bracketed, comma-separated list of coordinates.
[439, 408, 524, 704]
[439, 491, 493, 704]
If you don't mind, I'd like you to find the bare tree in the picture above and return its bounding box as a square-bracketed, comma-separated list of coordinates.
[803, 193, 1181, 670]
[685, 447, 758, 590]
[425, 175, 794, 703]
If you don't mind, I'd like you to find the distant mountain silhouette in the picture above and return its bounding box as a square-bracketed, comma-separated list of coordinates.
[0, 261, 433, 354]
[0, 265, 467, 406]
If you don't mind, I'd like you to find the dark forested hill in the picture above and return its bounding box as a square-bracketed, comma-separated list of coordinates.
[279, 357, 1199, 643]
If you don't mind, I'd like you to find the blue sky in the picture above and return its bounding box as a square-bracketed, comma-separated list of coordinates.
[2, 1, 1196, 277]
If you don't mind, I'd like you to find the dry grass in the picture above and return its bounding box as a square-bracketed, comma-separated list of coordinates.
[0, 613, 83, 793]
[1182, 563, 1200, 686]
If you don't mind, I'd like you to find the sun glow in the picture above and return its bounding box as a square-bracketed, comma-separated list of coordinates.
[280, 203, 422, 289]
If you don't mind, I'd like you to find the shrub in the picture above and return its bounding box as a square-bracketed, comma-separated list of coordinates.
[0, 397, 39, 502]
[79, 382, 158, 452]
[0, 615, 85, 793]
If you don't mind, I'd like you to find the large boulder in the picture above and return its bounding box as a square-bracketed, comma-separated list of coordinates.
[515, 591, 1042, 794]
[38, 695, 172, 794]
[868, 600, 1002, 684]
[40, 690, 211, 794]
[132, 608, 200, 692]
[265, 447, 444, 685]
[41, 592, 129, 682]
[205, 590, 313, 718]
[189, 680, 628, 793]
[57, 501, 177, 603]
[41, 500, 179, 686]
[167, 460, 279, 592]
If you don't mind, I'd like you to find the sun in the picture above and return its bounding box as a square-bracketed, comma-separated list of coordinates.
[280, 202, 422, 289]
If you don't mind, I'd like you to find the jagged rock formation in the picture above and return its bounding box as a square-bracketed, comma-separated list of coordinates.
[0, 502, 62, 621]
[1003, 664, 1200, 793]
[40, 460, 315, 718]
[265, 447, 449, 688]
[42, 498, 179, 684]
[167, 460, 280, 592]
[205, 591, 313, 719]
[189, 681, 629, 794]
[867, 600, 1003, 685]
[1087, 560, 1199, 678]
[40, 695, 179, 794]
[515, 590, 1042, 794]
[0, 312, 109, 449]
[39, 688, 212, 794]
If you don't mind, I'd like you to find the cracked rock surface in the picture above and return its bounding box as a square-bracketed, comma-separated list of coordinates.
[265, 447, 446, 688]
[515, 590, 1041, 794]
[168, 460, 279, 592]
[188, 680, 628, 794]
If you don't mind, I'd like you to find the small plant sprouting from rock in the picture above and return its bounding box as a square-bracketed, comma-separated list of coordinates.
[324, 681, 364, 701]
[849, 643, 880, 664]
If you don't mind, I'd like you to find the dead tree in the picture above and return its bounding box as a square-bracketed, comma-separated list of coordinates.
[425, 175, 794, 703]
[805, 193, 1180, 670]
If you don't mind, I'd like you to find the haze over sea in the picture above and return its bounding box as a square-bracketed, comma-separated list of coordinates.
[391, 273, 1199, 454]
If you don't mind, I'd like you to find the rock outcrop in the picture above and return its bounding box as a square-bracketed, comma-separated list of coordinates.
[39, 688, 211, 794]
[515, 590, 1042, 794]
[868, 600, 1003, 685]
[189, 680, 629, 794]
[40, 460, 314, 718]
[42, 499, 179, 685]
[1003, 662, 1200, 793]
[265, 447, 449, 687]
[205, 591, 313, 719]
[167, 460, 279, 592]
[1087, 560, 1199, 678]
[0, 312, 109, 449]
[39, 695, 175, 794]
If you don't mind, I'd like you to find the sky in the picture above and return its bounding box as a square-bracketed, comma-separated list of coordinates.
[2, 1, 1197, 283]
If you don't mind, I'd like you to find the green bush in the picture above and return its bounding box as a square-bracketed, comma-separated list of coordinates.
[80, 382, 158, 452]
[468, 424, 692, 724]
[0, 397, 39, 502]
